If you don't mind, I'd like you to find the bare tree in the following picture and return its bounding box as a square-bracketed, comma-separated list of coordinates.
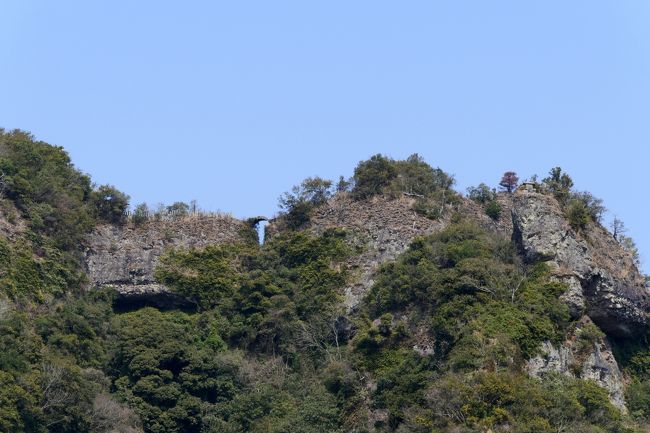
[0, 171, 7, 197]
[610, 216, 627, 241]
[90, 393, 143, 433]
[41, 363, 75, 428]
[295, 313, 344, 361]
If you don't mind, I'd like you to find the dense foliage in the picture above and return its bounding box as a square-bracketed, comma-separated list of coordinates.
[109, 308, 342, 433]
[104, 228, 352, 433]
[466, 183, 502, 220]
[351, 154, 459, 219]
[0, 129, 131, 302]
[278, 177, 333, 229]
[352, 220, 637, 432]
[277, 154, 459, 229]
[0, 132, 648, 433]
[156, 229, 350, 358]
[540, 167, 606, 232]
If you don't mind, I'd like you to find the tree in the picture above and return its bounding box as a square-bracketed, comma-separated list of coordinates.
[566, 199, 590, 231]
[166, 202, 190, 217]
[279, 177, 333, 210]
[279, 177, 333, 229]
[90, 393, 143, 433]
[132, 203, 149, 225]
[92, 185, 130, 224]
[499, 172, 519, 193]
[619, 235, 640, 265]
[543, 167, 574, 203]
[485, 200, 502, 221]
[572, 191, 606, 223]
[351, 154, 397, 199]
[336, 176, 351, 193]
[393, 153, 455, 197]
[610, 217, 627, 241]
[467, 184, 496, 204]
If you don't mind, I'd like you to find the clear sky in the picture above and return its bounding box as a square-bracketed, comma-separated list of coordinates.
[1, 1, 649, 271]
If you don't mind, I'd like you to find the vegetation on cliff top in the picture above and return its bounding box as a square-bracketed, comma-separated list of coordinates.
[0, 130, 648, 433]
[278, 153, 459, 229]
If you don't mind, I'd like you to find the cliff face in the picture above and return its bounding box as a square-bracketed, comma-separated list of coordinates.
[527, 317, 627, 411]
[279, 192, 515, 310]
[267, 189, 647, 410]
[85, 191, 647, 335]
[288, 190, 648, 337]
[302, 194, 447, 309]
[83, 215, 252, 308]
[508, 189, 649, 410]
[511, 190, 649, 338]
[83, 190, 648, 410]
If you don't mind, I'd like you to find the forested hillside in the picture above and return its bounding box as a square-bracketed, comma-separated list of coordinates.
[1, 129, 649, 433]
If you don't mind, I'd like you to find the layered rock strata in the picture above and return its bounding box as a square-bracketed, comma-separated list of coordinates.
[84, 215, 251, 308]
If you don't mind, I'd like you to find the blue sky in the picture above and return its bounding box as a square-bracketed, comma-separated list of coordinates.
[1, 1, 649, 271]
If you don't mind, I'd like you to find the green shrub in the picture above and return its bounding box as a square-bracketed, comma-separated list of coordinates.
[420, 372, 622, 432]
[132, 203, 149, 225]
[627, 380, 650, 420]
[566, 199, 590, 231]
[485, 200, 502, 220]
[0, 130, 127, 301]
[279, 177, 333, 229]
[542, 167, 574, 204]
[166, 201, 190, 217]
[92, 184, 130, 224]
[351, 154, 397, 200]
[541, 167, 607, 232]
[467, 183, 496, 204]
[156, 229, 349, 357]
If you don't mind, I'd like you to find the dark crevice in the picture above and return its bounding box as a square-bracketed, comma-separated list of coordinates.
[113, 293, 197, 313]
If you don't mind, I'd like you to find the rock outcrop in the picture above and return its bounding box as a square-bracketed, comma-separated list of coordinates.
[511, 190, 649, 338]
[268, 191, 522, 310]
[298, 194, 449, 309]
[84, 214, 252, 308]
[83, 189, 648, 411]
[527, 317, 627, 411]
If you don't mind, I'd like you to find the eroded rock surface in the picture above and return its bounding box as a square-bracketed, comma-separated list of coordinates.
[304, 194, 449, 309]
[84, 215, 251, 307]
[512, 190, 649, 338]
[527, 317, 627, 411]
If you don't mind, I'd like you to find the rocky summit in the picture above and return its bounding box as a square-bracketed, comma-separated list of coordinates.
[81, 173, 649, 416]
[1, 135, 649, 433]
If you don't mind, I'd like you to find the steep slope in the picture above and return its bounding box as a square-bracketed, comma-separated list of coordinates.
[270, 192, 514, 310]
[527, 316, 627, 410]
[512, 189, 649, 338]
[287, 188, 648, 337]
[75, 161, 649, 430]
[263, 187, 649, 413]
[84, 214, 253, 308]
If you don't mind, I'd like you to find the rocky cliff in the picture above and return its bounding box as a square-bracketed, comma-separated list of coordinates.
[85, 191, 647, 334]
[527, 316, 627, 411]
[83, 214, 253, 308]
[301, 194, 447, 309]
[511, 190, 649, 338]
[267, 188, 648, 410]
[83, 189, 649, 410]
[273, 192, 514, 310]
[281, 189, 648, 338]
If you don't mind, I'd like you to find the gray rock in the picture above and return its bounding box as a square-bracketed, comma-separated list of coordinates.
[295, 194, 449, 310]
[554, 275, 586, 319]
[84, 215, 251, 306]
[512, 191, 649, 338]
[527, 318, 626, 411]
